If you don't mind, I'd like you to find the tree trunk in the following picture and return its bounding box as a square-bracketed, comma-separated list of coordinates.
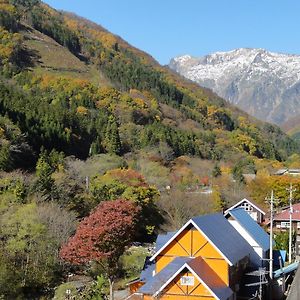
[108, 278, 114, 300]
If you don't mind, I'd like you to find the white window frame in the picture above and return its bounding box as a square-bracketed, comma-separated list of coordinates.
[280, 221, 290, 228]
[241, 202, 253, 212]
[180, 276, 194, 286]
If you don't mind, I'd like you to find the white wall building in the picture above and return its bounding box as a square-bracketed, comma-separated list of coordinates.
[225, 198, 266, 223]
[225, 208, 270, 267]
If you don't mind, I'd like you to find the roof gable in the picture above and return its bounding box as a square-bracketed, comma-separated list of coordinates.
[225, 198, 266, 215]
[151, 213, 253, 266]
[139, 257, 191, 295]
[192, 213, 254, 265]
[139, 256, 233, 300]
[150, 218, 231, 265]
[226, 208, 270, 251]
[187, 257, 234, 300]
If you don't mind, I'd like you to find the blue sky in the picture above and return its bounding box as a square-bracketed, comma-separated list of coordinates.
[43, 0, 300, 65]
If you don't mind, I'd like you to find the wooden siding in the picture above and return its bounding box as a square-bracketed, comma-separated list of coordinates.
[143, 269, 216, 300]
[155, 227, 229, 285]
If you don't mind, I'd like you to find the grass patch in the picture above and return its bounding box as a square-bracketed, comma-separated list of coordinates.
[22, 26, 111, 85]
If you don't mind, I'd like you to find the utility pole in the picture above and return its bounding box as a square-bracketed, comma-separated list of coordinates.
[245, 266, 268, 300]
[269, 190, 274, 280]
[287, 183, 296, 263]
[266, 190, 279, 280]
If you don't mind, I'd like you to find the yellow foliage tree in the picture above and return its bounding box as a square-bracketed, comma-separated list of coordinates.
[76, 106, 88, 115]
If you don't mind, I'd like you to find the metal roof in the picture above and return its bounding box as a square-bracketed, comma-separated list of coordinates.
[155, 232, 176, 251]
[139, 257, 155, 282]
[139, 257, 192, 295]
[274, 168, 300, 175]
[226, 208, 270, 251]
[139, 256, 233, 300]
[150, 213, 254, 266]
[224, 198, 266, 215]
[191, 213, 254, 265]
[274, 203, 300, 221]
[187, 257, 233, 300]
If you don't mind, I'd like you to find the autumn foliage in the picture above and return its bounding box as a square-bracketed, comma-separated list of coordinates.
[60, 199, 140, 265]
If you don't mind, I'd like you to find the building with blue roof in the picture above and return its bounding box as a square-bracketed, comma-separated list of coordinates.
[224, 198, 266, 223]
[155, 231, 176, 251]
[139, 257, 192, 295]
[191, 213, 255, 266]
[225, 208, 271, 267]
[139, 257, 155, 283]
[128, 212, 256, 300]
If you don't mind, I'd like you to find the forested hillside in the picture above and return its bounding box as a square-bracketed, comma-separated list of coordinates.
[0, 0, 297, 166]
[0, 1, 300, 299]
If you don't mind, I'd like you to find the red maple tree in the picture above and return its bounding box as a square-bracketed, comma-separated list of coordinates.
[60, 199, 140, 300]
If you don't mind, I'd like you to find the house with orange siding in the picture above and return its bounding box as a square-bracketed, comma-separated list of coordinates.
[129, 213, 256, 300]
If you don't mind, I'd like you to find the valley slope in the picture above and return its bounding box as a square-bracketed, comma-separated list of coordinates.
[0, 3, 297, 169]
[1, 1, 300, 298]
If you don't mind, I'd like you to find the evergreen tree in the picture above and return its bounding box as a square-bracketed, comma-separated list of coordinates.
[90, 137, 102, 156]
[10, 0, 40, 10]
[212, 163, 222, 177]
[35, 151, 55, 199]
[0, 144, 12, 171]
[104, 115, 121, 155]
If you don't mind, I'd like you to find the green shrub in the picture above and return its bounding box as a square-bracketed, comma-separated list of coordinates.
[120, 246, 150, 279]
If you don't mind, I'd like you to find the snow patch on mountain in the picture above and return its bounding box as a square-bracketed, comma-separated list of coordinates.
[169, 48, 300, 125]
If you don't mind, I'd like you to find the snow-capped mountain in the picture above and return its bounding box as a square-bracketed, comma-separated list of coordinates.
[169, 48, 300, 125]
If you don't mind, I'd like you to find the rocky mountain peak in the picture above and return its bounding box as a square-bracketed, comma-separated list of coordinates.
[169, 48, 300, 125]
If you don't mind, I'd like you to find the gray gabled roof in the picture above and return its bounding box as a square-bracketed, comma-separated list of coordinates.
[187, 257, 233, 300]
[155, 232, 176, 251]
[226, 208, 270, 251]
[139, 257, 192, 295]
[139, 256, 233, 300]
[150, 213, 254, 266]
[191, 213, 254, 265]
[139, 257, 155, 282]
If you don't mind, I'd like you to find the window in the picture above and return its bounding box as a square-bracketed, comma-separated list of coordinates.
[297, 222, 300, 229]
[180, 276, 194, 286]
[241, 202, 253, 212]
[280, 222, 290, 228]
